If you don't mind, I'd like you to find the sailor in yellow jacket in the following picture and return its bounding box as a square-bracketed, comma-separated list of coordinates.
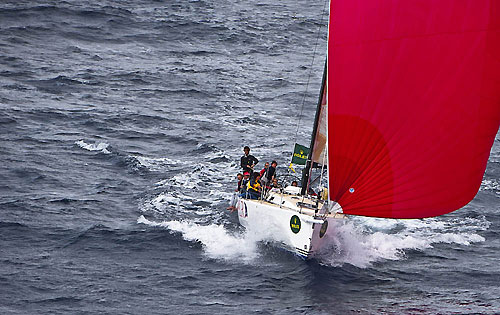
[245, 172, 262, 200]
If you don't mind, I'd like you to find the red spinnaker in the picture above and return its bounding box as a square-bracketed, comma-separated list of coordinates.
[328, 0, 500, 218]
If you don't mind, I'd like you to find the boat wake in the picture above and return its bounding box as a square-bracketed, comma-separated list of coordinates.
[315, 216, 488, 268]
[138, 211, 487, 268]
[138, 215, 265, 263]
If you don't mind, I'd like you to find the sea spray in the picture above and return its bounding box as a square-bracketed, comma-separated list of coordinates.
[315, 216, 488, 268]
[137, 215, 260, 262]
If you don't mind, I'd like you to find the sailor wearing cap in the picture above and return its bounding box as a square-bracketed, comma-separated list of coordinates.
[239, 171, 251, 196]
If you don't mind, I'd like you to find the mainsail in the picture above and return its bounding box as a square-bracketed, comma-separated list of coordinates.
[327, 0, 500, 219]
[300, 62, 328, 195]
[311, 67, 327, 166]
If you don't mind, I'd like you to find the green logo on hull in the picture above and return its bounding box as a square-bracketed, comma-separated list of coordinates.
[290, 215, 301, 234]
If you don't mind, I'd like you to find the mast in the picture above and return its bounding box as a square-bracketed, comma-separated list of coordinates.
[300, 59, 327, 195]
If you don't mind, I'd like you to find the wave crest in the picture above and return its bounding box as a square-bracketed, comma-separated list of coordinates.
[137, 215, 260, 262]
[75, 140, 110, 154]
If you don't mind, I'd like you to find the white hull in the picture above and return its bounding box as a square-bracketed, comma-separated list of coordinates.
[236, 190, 346, 259]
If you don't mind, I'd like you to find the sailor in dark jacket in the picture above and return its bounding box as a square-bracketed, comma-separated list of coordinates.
[266, 160, 277, 183]
[240, 146, 258, 173]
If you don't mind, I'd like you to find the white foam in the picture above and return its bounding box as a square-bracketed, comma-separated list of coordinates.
[154, 179, 170, 186]
[133, 155, 183, 171]
[316, 221, 417, 268]
[208, 190, 233, 200]
[152, 192, 181, 205]
[489, 134, 500, 162]
[137, 215, 259, 262]
[481, 179, 499, 194]
[171, 173, 198, 189]
[75, 140, 110, 154]
[141, 192, 197, 216]
[316, 216, 488, 268]
[432, 232, 485, 245]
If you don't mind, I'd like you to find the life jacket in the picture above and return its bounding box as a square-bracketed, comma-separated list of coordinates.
[247, 180, 261, 193]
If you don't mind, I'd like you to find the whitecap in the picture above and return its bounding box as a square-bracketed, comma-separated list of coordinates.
[75, 140, 110, 154]
[481, 179, 499, 193]
[133, 155, 184, 171]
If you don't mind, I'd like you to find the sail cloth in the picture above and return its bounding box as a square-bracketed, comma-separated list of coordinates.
[328, 0, 500, 219]
[311, 83, 328, 166]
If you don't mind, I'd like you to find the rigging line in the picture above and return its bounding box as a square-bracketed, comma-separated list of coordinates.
[292, 0, 329, 145]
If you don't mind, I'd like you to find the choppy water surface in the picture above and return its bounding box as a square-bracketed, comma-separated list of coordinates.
[1, 1, 499, 314]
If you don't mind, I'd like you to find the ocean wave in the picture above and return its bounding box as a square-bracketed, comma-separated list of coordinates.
[488, 135, 500, 162]
[27, 75, 89, 94]
[133, 155, 184, 171]
[481, 179, 499, 194]
[75, 140, 110, 154]
[0, 5, 133, 22]
[0, 221, 29, 229]
[31, 295, 82, 305]
[139, 143, 251, 231]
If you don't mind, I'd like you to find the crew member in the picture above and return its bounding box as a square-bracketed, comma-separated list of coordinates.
[260, 162, 270, 186]
[239, 171, 251, 196]
[245, 172, 262, 200]
[235, 173, 243, 192]
[240, 146, 258, 174]
[266, 160, 277, 183]
[271, 178, 281, 189]
[227, 173, 243, 211]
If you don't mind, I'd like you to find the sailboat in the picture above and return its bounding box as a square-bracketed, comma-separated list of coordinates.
[236, 1, 500, 259]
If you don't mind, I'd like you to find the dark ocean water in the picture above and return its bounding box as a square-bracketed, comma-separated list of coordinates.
[1, 0, 499, 314]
